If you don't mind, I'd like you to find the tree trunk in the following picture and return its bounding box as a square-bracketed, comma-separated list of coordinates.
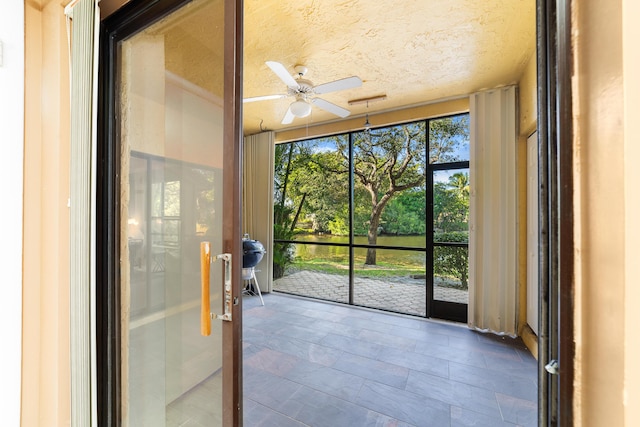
[365, 212, 381, 265]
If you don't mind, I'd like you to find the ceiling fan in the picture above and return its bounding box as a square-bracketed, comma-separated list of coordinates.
[244, 61, 362, 124]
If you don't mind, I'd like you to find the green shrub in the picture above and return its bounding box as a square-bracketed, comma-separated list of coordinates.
[433, 231, 469, 289]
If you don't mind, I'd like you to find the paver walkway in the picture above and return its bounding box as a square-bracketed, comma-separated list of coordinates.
[273, 270, 468, 317]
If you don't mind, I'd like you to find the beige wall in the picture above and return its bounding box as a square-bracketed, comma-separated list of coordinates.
[623, 0, 640, 424]
[23, 0, 71, 425]
[517, 53, 538, 356]
[519, 53, 538, 137]
[275, 97, 469, 142]
[1, 1, 25, 425]
[572, 0, 633, 425]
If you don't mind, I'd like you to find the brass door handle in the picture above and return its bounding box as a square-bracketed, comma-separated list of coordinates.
[200, 242, 233, 336]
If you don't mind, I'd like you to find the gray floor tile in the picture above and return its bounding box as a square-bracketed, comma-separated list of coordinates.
[244, 399, 310, 427]
[278, 384, 402, 427]
[241, 293, 538, 426]
[358, 328, 418, 351]
[496, 392, 538, 427]
[252, 333, 343, 367]
[275, 323, 331, 343]
[450, 406, 519, 427]
[332, 351, 410, 389]
[448, 361, 537, 401]
[356, 380, 451, 426]
[414, 340, 488, 369]
[282, 359, 365, 402]
[405, 369, 501, 419]
[243, 365, 304, 410]
[376, 346, 450, 378]
[320, 332, 385, 358]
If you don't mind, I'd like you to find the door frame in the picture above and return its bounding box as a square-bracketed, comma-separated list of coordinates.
[536, 0, 574, 424]
[97, 0, 244, 425]
[427, 160, 470, 323]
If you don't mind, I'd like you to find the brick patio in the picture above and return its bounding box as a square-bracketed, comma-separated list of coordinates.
[272, 270, 468, 317]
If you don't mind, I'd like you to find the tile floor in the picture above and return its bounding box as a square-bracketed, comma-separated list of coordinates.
[243, 292, 538, 427]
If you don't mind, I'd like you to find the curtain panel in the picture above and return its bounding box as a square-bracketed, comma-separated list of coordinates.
[243, 132, 275, 292]
[65, 0, 100, 424]
[468, 86, 518, 336]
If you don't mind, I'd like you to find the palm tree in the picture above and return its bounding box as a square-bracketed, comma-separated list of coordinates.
[447, 172, 469, 199]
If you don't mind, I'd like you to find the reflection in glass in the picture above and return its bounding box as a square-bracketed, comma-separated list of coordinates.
[119, 0, 225, 424]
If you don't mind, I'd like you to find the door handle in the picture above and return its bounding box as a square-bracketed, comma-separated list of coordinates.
[200, 242, 233, 336]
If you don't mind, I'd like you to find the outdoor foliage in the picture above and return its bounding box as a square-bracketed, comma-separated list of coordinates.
[272, 115, 470, 278]
[434, 231, 469, 289]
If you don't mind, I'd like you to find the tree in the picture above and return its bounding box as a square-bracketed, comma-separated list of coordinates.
[272, 142, 315, 278]
[274, 115, 470, 267]
[433, 172, 470, 233]
[323, 123, 427, 264]
[433, 172, 470, 288]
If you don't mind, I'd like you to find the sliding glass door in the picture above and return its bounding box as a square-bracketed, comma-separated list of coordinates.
[100, 0, 244, 425]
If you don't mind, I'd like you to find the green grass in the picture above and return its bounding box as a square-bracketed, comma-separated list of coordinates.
[289, 256, 425, 279]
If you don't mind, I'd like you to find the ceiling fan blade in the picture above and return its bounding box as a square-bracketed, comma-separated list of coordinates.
[313, 76, 362, 95]
[281, 106, 296, 124]
[266, 61, 300, 89]
[243, 94, 288, 103]
[310, 98, 351, 118]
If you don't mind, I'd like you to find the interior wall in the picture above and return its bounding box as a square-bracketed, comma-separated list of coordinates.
[572, 0, 626, 425]
[275, 97, 469, 142]
[1, 0, 24, 425]
[517, 53, 538, 356]
[623, 0, 640, 424]
[23, 1, 71, 425]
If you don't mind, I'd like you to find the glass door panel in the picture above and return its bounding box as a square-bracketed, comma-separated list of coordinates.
[430, 168, 469, 322]
[117, 0, 235, 425]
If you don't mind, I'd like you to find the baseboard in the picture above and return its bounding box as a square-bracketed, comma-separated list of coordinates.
[521, 324, 538, 360]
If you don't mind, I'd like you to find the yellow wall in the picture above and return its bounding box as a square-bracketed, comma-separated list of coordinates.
[275, 97, 469, 142]
[23, 1, 71, 425]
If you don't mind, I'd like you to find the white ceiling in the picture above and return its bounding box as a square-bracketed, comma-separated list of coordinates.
[243, 0, 536, 136]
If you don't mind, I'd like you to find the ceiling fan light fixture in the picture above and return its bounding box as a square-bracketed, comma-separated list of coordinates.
[290, 99, 312, 117]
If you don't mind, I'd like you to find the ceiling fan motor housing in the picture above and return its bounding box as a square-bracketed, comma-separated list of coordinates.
[289, 79, 314, 97]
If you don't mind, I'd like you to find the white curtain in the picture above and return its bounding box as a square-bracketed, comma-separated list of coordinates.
[65, 0, 100, 424]
[243, 132, 275, 292]
[468, 86, 518, 336]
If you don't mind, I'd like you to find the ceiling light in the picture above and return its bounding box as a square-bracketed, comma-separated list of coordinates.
[363, 101, 372, 135]
[290, 100, 312, 117]
[364, 113, 371, 132]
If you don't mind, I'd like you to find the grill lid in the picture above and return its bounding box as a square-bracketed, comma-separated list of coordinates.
[242, 235, 266, 268]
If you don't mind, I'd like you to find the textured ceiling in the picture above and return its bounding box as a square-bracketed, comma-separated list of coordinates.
[243, 0, 536, 135]
[104, 0, 536, 136]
